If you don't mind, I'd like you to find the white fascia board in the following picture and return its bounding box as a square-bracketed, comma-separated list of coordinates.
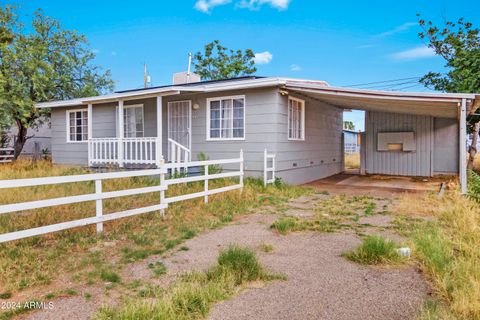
[79, 89, 186, 104]
[200, 77, 285, 92]
[36, 98, 85, 109]
[35, 78, 287, 109]
[282, 78, 330, 86]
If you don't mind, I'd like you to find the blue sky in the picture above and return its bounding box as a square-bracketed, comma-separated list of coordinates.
[15, 0, 479, 130]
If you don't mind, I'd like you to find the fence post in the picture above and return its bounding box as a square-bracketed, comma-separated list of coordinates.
[204, 164, 209, 203]
[95, 179, 103, 233]
[263, 148, 267, 187]
[272, 154, 276, 182]
[159, 157, 166, 218]
[239, 149, 244, 191]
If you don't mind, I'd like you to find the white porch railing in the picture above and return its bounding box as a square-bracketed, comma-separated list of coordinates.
[0, 151, 244, 243]
[88, 137, 158, 166]
[168, 138, 191, 163]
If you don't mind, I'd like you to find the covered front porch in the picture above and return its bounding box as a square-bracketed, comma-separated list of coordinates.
[85, 94, 193, 168]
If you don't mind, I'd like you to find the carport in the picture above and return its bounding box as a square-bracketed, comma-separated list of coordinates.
[282, 81, 480, 193]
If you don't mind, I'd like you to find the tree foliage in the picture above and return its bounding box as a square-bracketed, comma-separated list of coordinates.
[343, 121, 355, 130]
[418, 15, 480, 168]
[0, 5, 114, 157]
[193, 40, 257, 80]
[418, 15, 480, 94]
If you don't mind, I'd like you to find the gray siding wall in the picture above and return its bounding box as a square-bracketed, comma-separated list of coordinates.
[51, 106, 88, 165]
[162, 88, 280, 174]
[274, 94, 344, 184]
[365, 111, 434, 176]
[163, 88, 344, 184]
[433, 118, 459, 174]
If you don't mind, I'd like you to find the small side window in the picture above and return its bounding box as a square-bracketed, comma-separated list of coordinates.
[288, 97, 305, 140]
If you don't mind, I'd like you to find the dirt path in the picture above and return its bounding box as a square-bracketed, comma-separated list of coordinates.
[20, 194, 428, 320]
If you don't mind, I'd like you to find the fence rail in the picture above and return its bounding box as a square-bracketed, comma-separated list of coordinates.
[0, 151, 244, 243]
[0, 148, 14, 163]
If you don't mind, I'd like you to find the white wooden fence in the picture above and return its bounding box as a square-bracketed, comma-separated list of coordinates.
[0, 151, 244, 243]
[263, 149, 276, 186]
[0, 148, 14, 163]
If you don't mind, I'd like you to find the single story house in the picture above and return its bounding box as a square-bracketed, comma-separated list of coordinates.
[36, 76, 479, 193]
[343, 129, 361, 154]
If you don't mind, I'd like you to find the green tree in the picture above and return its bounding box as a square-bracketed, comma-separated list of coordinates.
[417, 15, 480, 169]
[0, 5, 114, 159]
[343, 121, 355, 130]
[193, 40, 257, 80]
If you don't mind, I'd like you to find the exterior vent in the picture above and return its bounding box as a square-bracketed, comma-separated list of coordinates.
[172, 72, 201, 85]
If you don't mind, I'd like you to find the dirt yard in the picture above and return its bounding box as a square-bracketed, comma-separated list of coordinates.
[19, 190, 430, 320]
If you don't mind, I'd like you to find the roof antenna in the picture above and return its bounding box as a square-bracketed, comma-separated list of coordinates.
[143, 63, 147, 88]
[187, 53, 192, 83]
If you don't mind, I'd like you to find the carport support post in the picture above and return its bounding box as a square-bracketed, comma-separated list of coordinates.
[459, 98, 467, 194]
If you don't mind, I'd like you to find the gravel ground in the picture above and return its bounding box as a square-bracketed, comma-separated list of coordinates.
[209, 231, 426, 320]
[20, 195, 428, 320]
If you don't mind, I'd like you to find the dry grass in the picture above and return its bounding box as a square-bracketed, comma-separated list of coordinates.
[471, 154, 480, 171]
[344, 153, 360, 169]
[394, 186, 480, 319]
[270, 194, 385, 236]
[95, 246, 285, 320]
[0, 159, 310, 296]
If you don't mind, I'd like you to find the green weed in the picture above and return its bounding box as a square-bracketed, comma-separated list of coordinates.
[343, 236, 404, 265]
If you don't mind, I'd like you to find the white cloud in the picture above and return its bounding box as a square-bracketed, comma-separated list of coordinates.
[390, 46, 436, 60]
[195, 0, 290, 13]
[194, 0, 231, 13]
[238, 0, 291, 10]
[290, 64, 301, 71]
[253, 51, 273, 64]
[357, 44, 376, 49]
[376, 22, 417, 38]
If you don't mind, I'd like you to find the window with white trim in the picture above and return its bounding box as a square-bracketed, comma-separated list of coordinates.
[124, 105, 144, 137]
[67, 109, 88, 142]
[288, 97, 305, 140]
[208, 96, 245, 140]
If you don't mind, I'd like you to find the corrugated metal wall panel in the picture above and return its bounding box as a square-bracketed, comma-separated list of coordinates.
[365, 111, 433, 176]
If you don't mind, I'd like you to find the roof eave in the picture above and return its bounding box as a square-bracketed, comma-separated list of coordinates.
[35, 77, 285, 109]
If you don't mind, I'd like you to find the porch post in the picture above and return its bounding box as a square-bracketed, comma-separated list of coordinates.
[459, 98, 467, 194]
[118, 100, 124, 168]
[156, 95, 163, 168]
[87, 103, 93, 166]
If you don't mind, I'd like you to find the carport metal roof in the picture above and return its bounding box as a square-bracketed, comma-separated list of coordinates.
[283, 81, 479, 119]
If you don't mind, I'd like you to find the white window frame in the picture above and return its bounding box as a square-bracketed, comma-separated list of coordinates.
[288, 97, 305, 141]
[123, 104, 145, 138]
[66, 108, 89, 143]
[206, 95, 246, 141]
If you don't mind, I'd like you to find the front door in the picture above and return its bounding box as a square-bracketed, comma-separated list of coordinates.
[167, 100, 191, 160]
